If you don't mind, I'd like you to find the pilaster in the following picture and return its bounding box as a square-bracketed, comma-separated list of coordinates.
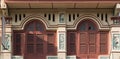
[57, 27, 67, 59]
[1, 1, 12, 59]
[1, 16, 12, 59]
[110, 27, 120, 59]
[110, 14, 120, 59]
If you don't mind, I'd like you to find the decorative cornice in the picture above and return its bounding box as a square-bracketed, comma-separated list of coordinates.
[12, 14, 111, 30]
[5, 0, 120, 3]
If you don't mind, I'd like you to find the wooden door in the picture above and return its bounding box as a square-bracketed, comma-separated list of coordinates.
[78, 20, 98, 59]
[79, 32, 97, 59]
[24, 33, 45, 59]
[24, 20, 46, 59]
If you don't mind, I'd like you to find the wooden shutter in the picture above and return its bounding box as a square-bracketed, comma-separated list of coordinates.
[13, 33, 22, 55]
[26, 34, 34, 53]
[67, 32, 76, 55]
[88, 33, 96, 54]
[100, 32, 108, 54]
[80, 32, 87, 54]
[36, 34, 44, 54]
[47, 33, 56, 55]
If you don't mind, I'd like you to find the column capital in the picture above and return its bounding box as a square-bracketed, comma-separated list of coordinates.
[111, 16, 120, 25]
[57, 27, 66, 32]
[1, 0, 7, 9]
[1, 16, 12, 24]
[116, 3, 120, 9]
[114, 3, 120, 16]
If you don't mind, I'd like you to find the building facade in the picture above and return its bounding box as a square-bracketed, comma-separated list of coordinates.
[0, 0, 120, 59]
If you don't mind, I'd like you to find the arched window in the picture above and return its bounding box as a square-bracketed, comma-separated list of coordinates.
[13, 20, 57, 59]
[25, 21, 44, 32]
[79, 21, 97, 31]
[67, 19, 109, 59]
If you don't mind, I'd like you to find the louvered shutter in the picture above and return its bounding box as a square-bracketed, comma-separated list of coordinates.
[100, 32, 108, 54]
[47, 33, 56, 55]
[36, 34, 44, 54]
[67, 32, 76, 55]
[13, 33, 23, 55]
[26, 34, 34, 53]
[88, 32, 96, 54]
[80, 32, 87, 54]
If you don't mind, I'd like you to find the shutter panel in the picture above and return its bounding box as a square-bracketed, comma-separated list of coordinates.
[67, 32, 76, 55]
[80, 32, 87, 54]
[89, 33, 96, 43]
[47, 33, 56, 55]
[89, 45, 96, 54]
[89, 33, 96, 54]
[27, 44, 34, 53]
[13, 33, 22, 55]
[100, 32, 108, 54]
[27, 34, 34, 53]
[36, 34, 44, 54]
[80, 45, 87, 54]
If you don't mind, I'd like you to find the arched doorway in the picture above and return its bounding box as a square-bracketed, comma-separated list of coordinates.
[13, 20, 57, 59]
[77, 20, 98, 59]
[67, 19, 109, 59]
[24, 20, 46, 59]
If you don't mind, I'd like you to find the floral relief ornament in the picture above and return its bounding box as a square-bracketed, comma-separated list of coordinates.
[2, 34, 10, 50]
[59, 34, 65, 50]
[113, 34, 120, 50]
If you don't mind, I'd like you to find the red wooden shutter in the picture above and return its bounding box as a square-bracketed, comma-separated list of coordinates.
[80, 32, 87, 54]
[13, 33, 22, 55]
[88, 33, 96, 54]
[100, 32, 108, 54]
[67, 32, 76, 55]
[47, 33, 56, 55]
[26, 34, 34, 53]
[36, 34, 44, 54]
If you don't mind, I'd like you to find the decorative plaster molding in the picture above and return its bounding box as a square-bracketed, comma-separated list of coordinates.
[12, 14, 57, 30]
[67, 14, 110, 30]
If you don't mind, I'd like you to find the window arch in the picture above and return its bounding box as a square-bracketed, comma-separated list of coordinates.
[25, 20, 45, 32]
[78, 20, 98, 31]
